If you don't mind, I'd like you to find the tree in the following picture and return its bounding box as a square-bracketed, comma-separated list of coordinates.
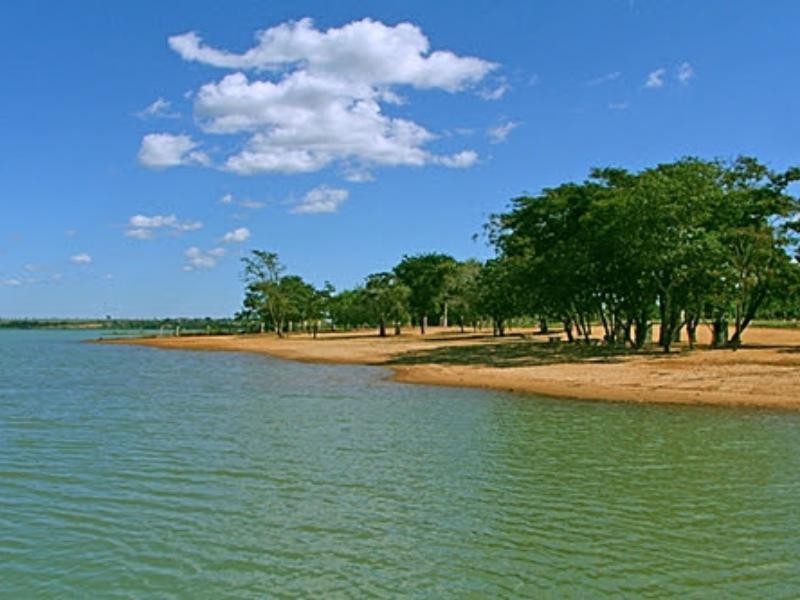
[445, 259, 483, 332]
[475, 257, 522, 336]
[363, 272, 410, 336]
[394, 253, 457, 334]
[241, 251, 288, 336]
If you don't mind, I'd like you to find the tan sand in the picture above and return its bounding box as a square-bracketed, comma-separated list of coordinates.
[102, 325, 800, 410]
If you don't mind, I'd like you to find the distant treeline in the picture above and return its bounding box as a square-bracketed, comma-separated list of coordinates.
[238, 156, 800, 352]
[0, 318, 240, 333]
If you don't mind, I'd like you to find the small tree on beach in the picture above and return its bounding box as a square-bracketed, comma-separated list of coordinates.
[363, 272, 410, 337]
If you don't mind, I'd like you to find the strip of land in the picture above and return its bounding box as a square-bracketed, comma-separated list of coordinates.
[103, 326, 800, 410]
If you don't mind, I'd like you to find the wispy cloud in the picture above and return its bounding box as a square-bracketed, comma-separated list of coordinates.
[221, 227, 251, 243]
[677, 61, 694, 85]
[644, 68, 666, 89]
[125, 214, 202, 240]
[292, 186, 349, 214]
[1, 278, 21, 287]
[587, 71, 621, 86]
[478, 77, 511, 100]
[136, 97, 180, 119]
[70, 253, 92, 265]
[608, 101, 630, 110]
[487, 121, 520, 144]
[218, 193, 265, 210]
[183, 246, 226, 271]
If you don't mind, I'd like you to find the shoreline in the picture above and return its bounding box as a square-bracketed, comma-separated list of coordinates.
[100, 327, 800, 411]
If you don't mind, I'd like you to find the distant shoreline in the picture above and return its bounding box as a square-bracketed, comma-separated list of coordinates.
[101, 326, 800, 411]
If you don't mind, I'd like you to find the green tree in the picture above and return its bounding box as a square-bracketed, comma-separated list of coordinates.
[363, 272, 410, 337]
[394, 253, 457, 334]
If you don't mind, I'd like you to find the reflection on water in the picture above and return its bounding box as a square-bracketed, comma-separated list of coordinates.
[1, 330, 799, 597]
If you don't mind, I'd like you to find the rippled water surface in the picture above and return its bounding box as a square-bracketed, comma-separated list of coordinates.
[1, 330, 799, 598]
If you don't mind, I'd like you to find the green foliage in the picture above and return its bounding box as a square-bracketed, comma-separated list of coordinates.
[363, 272, 410, 336]
[394, 253, 458, 333]
[491, 156, 800, 350]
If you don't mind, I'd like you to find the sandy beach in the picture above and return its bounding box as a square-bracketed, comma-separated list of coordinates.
[104, 325, 800, 410]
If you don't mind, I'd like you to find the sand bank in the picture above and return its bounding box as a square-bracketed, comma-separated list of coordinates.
[103, 326, 800, 410]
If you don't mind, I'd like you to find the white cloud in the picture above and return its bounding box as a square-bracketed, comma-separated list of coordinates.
[184, 246, 226, 270]
[136, 97, 179, 119]
[65, 229, 78, 237]
[218, 194, 265, 210]
[125, 228, 154, 240]
[1, 278, 21, 287]
[587, 71, 621, 86]
[221, 227, 251, 243]
[138, 133, 210, 168]
[344, 169, 375, 183]
[435, 150, 479, 167]
[292, 185, 349, 214]
[71, 253, 92, 265]
[487, 121, 520, 144]
[477, 77, 510, 100]
[608, 101, 630, 110]
[169, 18, 495, 89]
[677, 61, 694, 85]
[238, 198, 264, 209]
[154, 18, 496, 176]
[125, 214, 203, 239]
[644, 68, 666, 89]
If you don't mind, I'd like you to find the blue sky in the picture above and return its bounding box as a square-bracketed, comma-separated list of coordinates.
[1, 1, 798, 318]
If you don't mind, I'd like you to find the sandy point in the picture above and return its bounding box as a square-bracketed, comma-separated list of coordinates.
[100, 326, 800, 411]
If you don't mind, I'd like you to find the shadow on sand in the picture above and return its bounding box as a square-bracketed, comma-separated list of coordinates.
[387, 335, 668, 368]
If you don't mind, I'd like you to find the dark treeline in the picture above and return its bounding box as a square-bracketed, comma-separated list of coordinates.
[0, 318, 239, 334]
[240, 156, 800, 352]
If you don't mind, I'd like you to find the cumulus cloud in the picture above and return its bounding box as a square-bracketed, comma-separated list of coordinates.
[644, 68, 666, 89]
[136, 97, 179, 119]
[70, 253, 92, 265]
[487, 121, 520, 144]
[149, 18, 495, 176]
[292, 185, 349, 214]
[138, 133, 210, 168]
[125, 214, 202, 239]
[221, 227, 251, 243]
[677, 61, 694, 85]
[183, 246, 227, 271]
[169, 18, 495, 89]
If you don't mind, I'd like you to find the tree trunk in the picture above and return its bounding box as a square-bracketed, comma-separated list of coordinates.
[494, 317, 506, 337]
[634, 319, 652, 349]
[442, 301, 448, 328]
[394, 322, 401, 336]
[379, 318, 386, 338]
[563, 317, 575, 343]
[686, 314, 698, 349]
[711, 316, 728, 348]
[420, 314, 427, 335]
[538, 317, 549, 334]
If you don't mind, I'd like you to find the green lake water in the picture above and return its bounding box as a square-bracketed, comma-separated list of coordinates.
[1, 330, 799, 598]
